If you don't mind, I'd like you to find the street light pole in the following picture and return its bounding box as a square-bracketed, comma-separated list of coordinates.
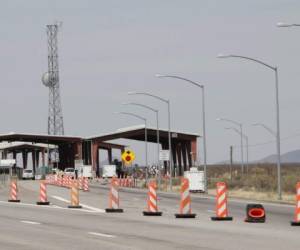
[122, 102, 161, 187]
[225, 127, 249, 174]
[128, 92, 173, 190]
[217, 118, 244, 174]
[156, 74, 208, 192]
[277, 22, 300, 27]
[217, 53, 282, 200]
[115, 111, 148, 183]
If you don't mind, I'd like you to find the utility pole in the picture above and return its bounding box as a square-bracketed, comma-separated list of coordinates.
[230, 146, 233, 182]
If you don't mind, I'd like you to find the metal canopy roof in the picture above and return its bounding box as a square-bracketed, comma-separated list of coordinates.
[0, 142, 56, 151]
[0, 133, 82, 145]
[0, 126, 199, 146]
[87, 125, 200, 143]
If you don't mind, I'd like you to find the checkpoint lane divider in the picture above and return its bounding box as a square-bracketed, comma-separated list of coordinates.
[83, 177, 89, 192]
[175, 178, 196, 218]
[291, 182, 300, 226]
[106, 177, 123, 213]
[8, 179, 20, 203]
[143, 180, 162, 216]
[36, 181, 50, 205]
[245, 204, 266, 223]
[68, 180, 82, 209]
[211, 182, 233, 221]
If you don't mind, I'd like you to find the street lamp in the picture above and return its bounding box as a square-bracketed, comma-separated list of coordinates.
[277, 22, 300, 27]
[216, 117, 244, 174]
[225, 127, 249, 174]
[217, 53, 282, 200]
[115, 111, 149, 182]
[155, 74, 208, 192]
[252, 123, 276, 137]
[122, 102, 161, 186]
[127, 92, 173, 190]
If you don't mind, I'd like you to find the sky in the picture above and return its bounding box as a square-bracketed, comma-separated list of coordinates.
[1, 0, 300, 165]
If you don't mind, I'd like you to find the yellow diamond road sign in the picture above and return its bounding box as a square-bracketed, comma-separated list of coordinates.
[122, 149, 135, 165]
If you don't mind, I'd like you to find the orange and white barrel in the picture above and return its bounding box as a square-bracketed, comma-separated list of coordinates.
[8, 180, 20, 202]
[68, 180, 82, 208]
[291, 182, 300, 226]
[37, 181, 50, 205]
[143, 181, 162, 216]
[106, 177, 123, 212]
[175, 178, 196, 218]
[78, 177, 83, 190]
[211, 182, 233, 221]
[83, 177, 89, 192]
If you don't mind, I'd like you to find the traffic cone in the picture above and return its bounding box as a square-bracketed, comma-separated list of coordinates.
[291, 182, 300, 226]
[211, 182, 233, 221]
[83, 177, 89, 192]
[68, 180, 82, 209]
[36, 181, 50, 205]
[143, 180, 162, 216]
[175, 178, 196, 218]
[8, 180, 20, 202]
[106, 177, 123, 213]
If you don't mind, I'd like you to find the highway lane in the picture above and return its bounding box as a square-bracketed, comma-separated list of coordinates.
[0, 180, 297, 250]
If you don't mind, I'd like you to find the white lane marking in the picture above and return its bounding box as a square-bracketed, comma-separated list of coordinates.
[0, 200, 93, 213]
[88, 232, 116, 238]
[0, 200, 59, 209]
[207, 210, 215, 213]
[51, 195, 105, 213]
[21, 220, 41, 225]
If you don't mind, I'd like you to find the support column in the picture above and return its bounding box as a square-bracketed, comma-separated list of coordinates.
[32, 151, 36, 174]
[22, 150, 28, 169]
[108, 148, 112, 164]
[75, 142, 83, 160]
[161, 142, 168, 175]
[171, 143, 177, 177]
[176, 143, 182, 176]
[92, 142, 99, 177]
[36, 151, 40, 167]
[182, 142, 188, 172]
[186, 142, 192, 167]
[42, 149, 45, 166]
[191, 139, 197, 164]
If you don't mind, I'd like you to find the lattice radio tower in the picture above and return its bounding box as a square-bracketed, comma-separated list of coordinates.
[42, 23, 64, 136]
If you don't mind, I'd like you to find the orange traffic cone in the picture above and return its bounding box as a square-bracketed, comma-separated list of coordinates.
[68, 180, 82, 209]
[291, 182, 300, 226]
[175, 178, 196, 218]
[8, 179, 20, 203]
[143, 180, 162, 216]
[106, 177, 123, 213]
[211, 182, 233, 221]
[37, 181, 50, 205]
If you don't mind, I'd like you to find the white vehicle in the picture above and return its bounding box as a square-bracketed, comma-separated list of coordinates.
[22, 169, 35, 180]
[76, 165, 92, 178]
[64, 168, 75, 177]
[184, 168, 205, 192]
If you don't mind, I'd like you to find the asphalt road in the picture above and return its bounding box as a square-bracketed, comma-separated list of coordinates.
[0, 180, 298, 250]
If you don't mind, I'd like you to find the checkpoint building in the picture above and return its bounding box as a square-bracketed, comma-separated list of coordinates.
[0, 126, 199, 177]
